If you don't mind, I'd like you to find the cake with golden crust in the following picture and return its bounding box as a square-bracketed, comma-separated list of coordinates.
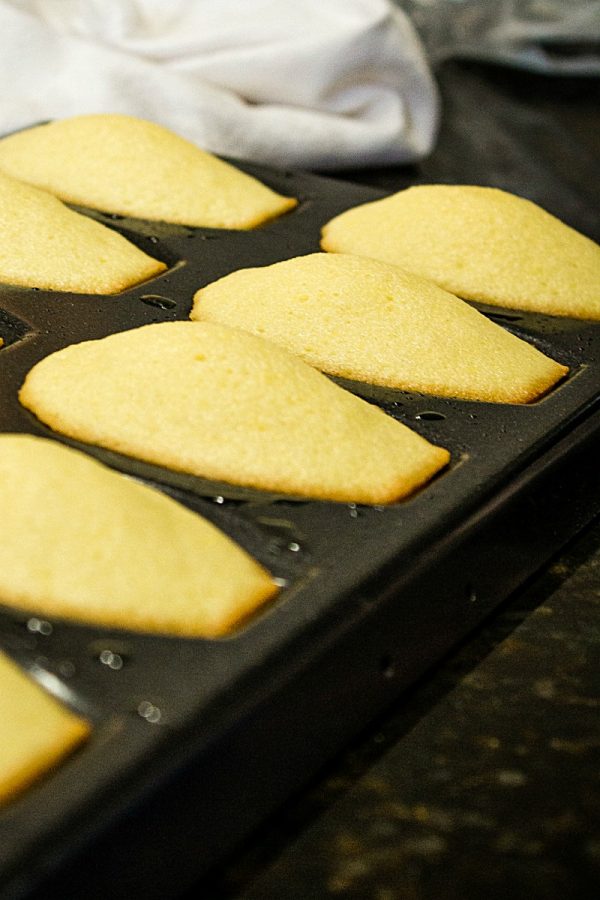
[0, 114, 297, 229]
[0, 169, 165, 293]
[0, 650, 90, 806]
[320, 185, 600, 320]
[19, 321, 449, 504]
[192, 252, 567, 402]
[0, 434, 277, 637]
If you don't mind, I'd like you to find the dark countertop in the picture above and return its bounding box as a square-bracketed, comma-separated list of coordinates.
[188, 60, 600, 900]
[201, 515, 600, 900]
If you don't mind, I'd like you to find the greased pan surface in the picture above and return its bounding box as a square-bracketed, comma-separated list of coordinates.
[0, 161, 599, 900]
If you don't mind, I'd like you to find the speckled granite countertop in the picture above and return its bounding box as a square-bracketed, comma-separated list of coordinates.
[189, 61, 600, 900]
[200, 516, 599, 900]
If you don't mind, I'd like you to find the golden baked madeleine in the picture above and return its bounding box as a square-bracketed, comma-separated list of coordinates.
[0, 114, 297, 229]
[0, 169, 165, 293]
[0, 434, 277, 637]
[321, 185, 600, 320]
[0, 650, 90, 806]
[19, 322, 449, 504]
[192, 252, 567, 403]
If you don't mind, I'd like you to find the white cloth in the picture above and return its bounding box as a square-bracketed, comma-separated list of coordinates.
[0, 0, 439, 170]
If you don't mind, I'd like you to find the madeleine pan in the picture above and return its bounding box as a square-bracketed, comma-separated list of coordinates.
[0, 162, 599, 900]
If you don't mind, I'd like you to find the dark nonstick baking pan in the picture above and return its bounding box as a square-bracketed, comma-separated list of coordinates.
[0, 161, 599, 900]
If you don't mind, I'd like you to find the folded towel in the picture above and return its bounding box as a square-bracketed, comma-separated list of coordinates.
[0, 0, 439, 170]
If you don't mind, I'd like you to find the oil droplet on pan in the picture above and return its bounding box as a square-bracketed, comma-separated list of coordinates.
[99, 649, 124, 671]
[140, 294, 177, 310]
[58, 660, 76, 678]
[414, 411, 446, 422]
[27, 617, 53, 636]
[137, 700, 162, 723]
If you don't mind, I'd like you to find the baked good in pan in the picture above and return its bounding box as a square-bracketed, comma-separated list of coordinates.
[0, 650, 90, 806]
[18, 321, 450, 505]
[320, 184, 600, 320]
[191, 252, 567, 403]
[0, 434, 277, 637]
[0, 169, 165, 293]
[0, 114, 297, 229]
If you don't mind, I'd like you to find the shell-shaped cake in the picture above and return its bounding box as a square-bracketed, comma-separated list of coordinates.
[19, 321, 450, 504]
[192, 252, 567, 402]
[0, 114, 297, 229]
[321, 185, 600, 320]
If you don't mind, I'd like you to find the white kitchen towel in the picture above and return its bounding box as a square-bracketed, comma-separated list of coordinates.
[0, 0, 439, 170]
